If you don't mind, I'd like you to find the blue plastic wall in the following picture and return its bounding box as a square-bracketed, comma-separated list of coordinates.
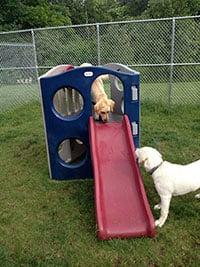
[40, 66, 140, 180]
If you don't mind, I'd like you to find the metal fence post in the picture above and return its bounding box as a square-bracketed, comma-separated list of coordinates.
[32, 29, 53, 175]
[168, 18, 176, 107]
[96, 23, 101, 65]
[31, 29, 39, 80]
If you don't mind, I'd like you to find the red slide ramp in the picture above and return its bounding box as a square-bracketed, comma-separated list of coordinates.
[89, 115, 155, 240]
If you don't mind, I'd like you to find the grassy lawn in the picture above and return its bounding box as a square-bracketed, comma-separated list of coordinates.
[103, 79, 200, 106]
[0, 84, 39, 112]
[0, 100, 200, 266]
[141, 81, 200, 105]
[1, 80, 199, 113]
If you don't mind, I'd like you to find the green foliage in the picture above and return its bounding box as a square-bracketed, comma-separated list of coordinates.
[1, 0, 200, 31]
[32, 17, 199, 83]
[143, 0, 200, 18]
[21, 3, 71, 28]
[0, 0, 72, 31]
[123, 0, 149, 17]
[35, 26, 98, 66]
[85, 0, 125, 23]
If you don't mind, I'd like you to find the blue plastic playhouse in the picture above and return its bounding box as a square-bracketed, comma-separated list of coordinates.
[39, 63, 140, 180]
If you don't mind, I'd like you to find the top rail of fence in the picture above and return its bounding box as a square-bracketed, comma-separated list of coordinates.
[0, 15, 200, 35]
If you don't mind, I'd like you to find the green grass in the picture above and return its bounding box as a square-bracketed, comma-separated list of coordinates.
[103, 79, 200, 105]
[0, 101, 200, 266]
[142, 81, 200, 105]
[0, 84, 39, 112]
[1, 80, 199, 113]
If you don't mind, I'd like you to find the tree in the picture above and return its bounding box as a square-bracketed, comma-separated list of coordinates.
[143, 0, 200, 18]
[0, 0, 71, 31]
[20, 3, 71, 28]
[64, 0, 126, 24]
[121, 0, 149, 17]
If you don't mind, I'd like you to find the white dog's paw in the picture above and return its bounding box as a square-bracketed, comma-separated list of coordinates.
[195, 193, 200, 199]
[155, 220, 161, 227]
[155, 219, 164, 227]
[154, 204, 161, 210]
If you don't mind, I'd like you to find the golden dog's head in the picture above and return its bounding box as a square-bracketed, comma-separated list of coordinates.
[94, 98, 115, 122]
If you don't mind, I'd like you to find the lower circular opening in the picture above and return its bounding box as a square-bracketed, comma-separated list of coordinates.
[58, 139, 87, 165]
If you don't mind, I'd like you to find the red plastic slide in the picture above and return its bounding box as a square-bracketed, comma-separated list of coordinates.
[89, 115, 155, 240]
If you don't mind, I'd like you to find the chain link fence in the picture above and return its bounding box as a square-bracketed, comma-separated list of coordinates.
[0, 30, 39, 112]
[0, 16, 200, 113]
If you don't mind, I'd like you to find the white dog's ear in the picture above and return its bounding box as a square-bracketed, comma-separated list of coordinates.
[143, 157, 152, 170]
[135, 148, 147, 165]
[135, 148, 140, 159]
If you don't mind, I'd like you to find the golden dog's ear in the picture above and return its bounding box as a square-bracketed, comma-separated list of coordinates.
[109, 100, 115, 112]
[94, 102, 100, 113]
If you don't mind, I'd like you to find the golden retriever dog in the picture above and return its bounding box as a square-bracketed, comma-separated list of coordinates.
[80, 63, 115, 122]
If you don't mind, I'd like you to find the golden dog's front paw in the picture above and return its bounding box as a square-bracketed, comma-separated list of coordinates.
[94, 113, 99, 121]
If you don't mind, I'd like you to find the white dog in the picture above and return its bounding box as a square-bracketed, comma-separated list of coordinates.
[135, 147, 200, 227]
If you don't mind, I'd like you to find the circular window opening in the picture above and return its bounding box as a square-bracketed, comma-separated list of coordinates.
[91, 74, 124, 99]
[58, 139, 87, 165]
[91, 74, 111, 98]
[113, 76, 124, 92]
[53, 87, 84, 117]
